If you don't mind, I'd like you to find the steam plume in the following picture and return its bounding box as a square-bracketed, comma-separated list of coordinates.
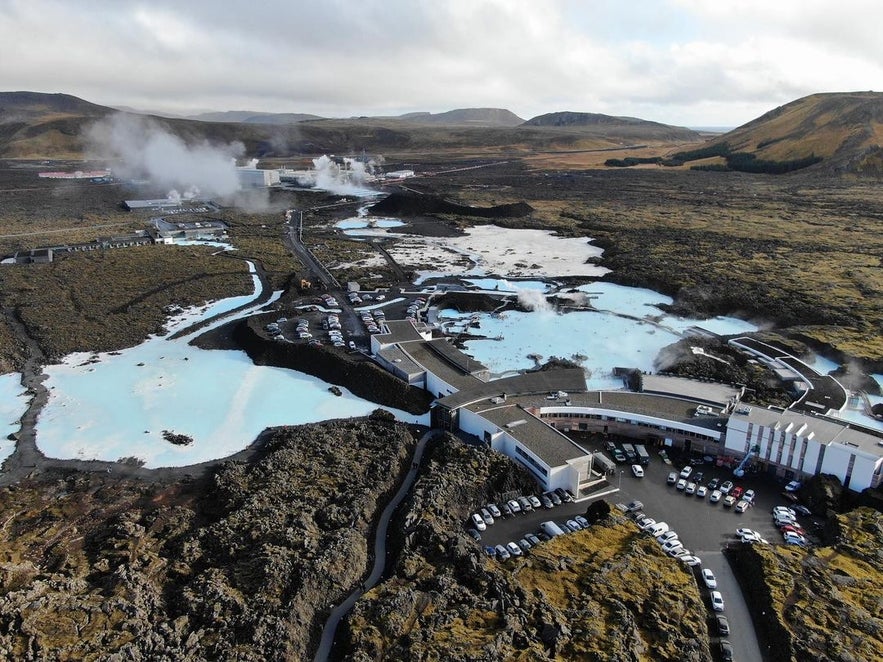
[296, 155, 377, 195]
[516, 287, 554, 314]
[85, 113, 244, 198]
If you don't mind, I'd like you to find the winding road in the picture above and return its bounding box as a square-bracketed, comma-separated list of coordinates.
[313, 429, 435, 662]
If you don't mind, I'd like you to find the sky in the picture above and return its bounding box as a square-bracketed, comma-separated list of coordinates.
[2, 0, 882, 127]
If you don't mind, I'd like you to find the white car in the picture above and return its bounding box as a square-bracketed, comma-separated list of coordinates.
[471, 513, 487, 531]
[507, 499, 522, 514]
[711, 591, 725, 612]
[506, 541, 524, 557]
[743, 489, 756, 503]
[679, 555, 702, 566]
[734, 500, 750, 513]
[647, 522, 669, 537]
[487, 503, 502, 518]
[676, 478, 687, 490]
[736, 527, 758, 538]
[783, 531, 807, 546]
[528, 495, 542, 510]
[658, 531, 679, 545]
[638, 518, 656, 531]
[631, 464, 644, 478]
[685, 482, 697, 495]
[709, 490, 722, 503]
[480, 508, 495, 525]
[680, 466, 693, 479]
[702, 569, 717, 589]
[696, 485, 708, 498]
[773, 506, 796, 517]
[662, 540, 684, 554]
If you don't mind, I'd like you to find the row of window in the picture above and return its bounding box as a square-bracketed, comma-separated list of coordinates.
[542, 413, 718, 443]
[514, 445, 549, 478]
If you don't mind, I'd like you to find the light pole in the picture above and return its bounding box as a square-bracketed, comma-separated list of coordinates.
[619, 470, 623, 490]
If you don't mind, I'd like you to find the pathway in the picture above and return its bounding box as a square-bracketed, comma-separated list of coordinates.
[313, 429, 435, 662]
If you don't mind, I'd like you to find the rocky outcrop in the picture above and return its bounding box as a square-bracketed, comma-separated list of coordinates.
[369, 192, 533, 220]
[340, 435, 712, 660]
[727, 507, 883, 662]
[0, 415, 420, 660]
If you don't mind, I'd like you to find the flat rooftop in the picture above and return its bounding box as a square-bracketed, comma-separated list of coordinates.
[436, 368, 588, 410]
[641, 374, 740, 407]
[733, 406, 883, 457]
[374, 319, 428, 345]
[466, 401, 591, 467]
[403, 342, 484, 392]
[376, 345, 424, 379]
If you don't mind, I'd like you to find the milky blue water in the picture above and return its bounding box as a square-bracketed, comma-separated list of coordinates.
[0, 373, 28, 463]
[445, 284, 758, 389]
[336, 218, 405, 230]
[464, 278, 551, 292]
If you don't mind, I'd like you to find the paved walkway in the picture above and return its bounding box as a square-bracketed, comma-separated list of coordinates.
[313, 429, 435, 662]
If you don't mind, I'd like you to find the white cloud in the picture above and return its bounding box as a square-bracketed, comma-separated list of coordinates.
[0, 0, 881, 126]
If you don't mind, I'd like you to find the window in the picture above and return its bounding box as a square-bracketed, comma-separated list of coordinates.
[515, 445, 549, 477]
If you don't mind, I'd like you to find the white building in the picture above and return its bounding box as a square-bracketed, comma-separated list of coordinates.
[724, 406, 883, 491]
[236, 168, 281, 188]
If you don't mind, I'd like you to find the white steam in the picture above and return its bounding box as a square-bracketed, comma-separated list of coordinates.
[296, 155, 378, 195]
[516, 287, 554, 314]
[85, 113, 244, 198]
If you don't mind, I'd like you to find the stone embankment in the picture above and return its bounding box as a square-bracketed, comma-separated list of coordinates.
[232, 316, 433, 415]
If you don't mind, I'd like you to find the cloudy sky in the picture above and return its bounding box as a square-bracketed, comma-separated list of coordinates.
[2, 0, 882, 127]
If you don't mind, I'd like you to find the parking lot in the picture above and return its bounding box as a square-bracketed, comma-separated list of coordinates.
[468, 444, 823, 662]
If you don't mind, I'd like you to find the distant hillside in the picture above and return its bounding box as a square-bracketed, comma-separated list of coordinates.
[393, 108, 524, 127]
[189, 111, 323, 124]
[525, 111, 700, 142]
[0, 91, 110, 119]
[679, 92, 883, 176]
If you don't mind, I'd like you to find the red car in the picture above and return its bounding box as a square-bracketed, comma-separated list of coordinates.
[730, 486, 745, 500]
[780, 524, 805, 535]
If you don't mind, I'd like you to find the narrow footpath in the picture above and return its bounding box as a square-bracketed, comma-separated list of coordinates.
[313, 429, 435, 662]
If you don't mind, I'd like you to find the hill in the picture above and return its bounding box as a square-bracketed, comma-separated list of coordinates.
[189, 110, 323, 124]
[0, 92, 703, 159]
[672, 92, 883, 176]
[392, 107, 524, 127]
[524, 110, 700, 142]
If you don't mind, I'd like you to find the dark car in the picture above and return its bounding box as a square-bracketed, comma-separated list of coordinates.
[604, 441, 617, 453]
[693, 471, 704, 484]
[716, 614, 730, 635]
[719, 640, 734, 661]
[466, 528, 482, 542]
[613, 449, 628, 463]
[554, 488, 573, 503]
[707, 478, 720, 490]
[546, 491, 562, 506]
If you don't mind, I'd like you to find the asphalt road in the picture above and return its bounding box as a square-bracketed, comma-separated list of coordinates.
[469, 444, 822, 662]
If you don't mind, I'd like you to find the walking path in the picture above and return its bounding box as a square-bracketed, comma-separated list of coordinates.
[313, 429, 435, 662]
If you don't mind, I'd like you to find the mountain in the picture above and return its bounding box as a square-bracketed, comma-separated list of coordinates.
[393, 108, 524, 127]
[188, 111, 323, 124]
[693, 92, 883, 176]
[524, 111, 700, 142]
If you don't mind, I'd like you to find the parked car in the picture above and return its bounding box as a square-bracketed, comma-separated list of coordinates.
[613, 449, 627, 463]
[631, 464, 644, 478]
[507, 499, 522, 514]
[506, 541, 523, 557]
[554, 488, 574, 503]
[500, 502, 513, 517]
[720, 480, 734, 494]
[466, 528, 482, 541]
[487, 503, 501, 518]
[783, 531, 807, 545]
[647, 522, 669, 536]
[667, 471, 678, 484]
[685, 482, 697, 495]
[743, 489, 756, 503]
[566, 519, 583, 531]
[545, 491, 562, 506]
[716, 615, 730, 635]
[471, 513, 487, 531]
[657, 530, 679, 544]
[711, 591, 725, 612]
[793, 504, 812, 516]
[639, 518, 658, 532]
[679, 466, 693, 479]
[575, 515, 590, 528]
[720, 640, 734, 661]
[702, 569, 717, 589]
[679, 555, 702, 566]
[676, 478, 687, 490]
[625, 500, 644, 512]
[662, 539, 684, 553]
[723, 495, 737, 508]
[528, 495, 542, 510]
[480, 508, 495, 525]
[731, 486, 744, 500]
[518, 537, 532, 551]
[707, 478, 720, 490]
[495, 544, 510, 561]
[773, 506, 796, 517]
[709, 490, 722, 503]
[736, 527, 758, 538]
[693, 472, 704, 484]
[785, 480, 802, 492]
[484, 545, 496, 557]
[540, 494, 554, 509]
[734, 500, 750, 513]
[517, 496, 533, 512]
[696, 485, 708, 498]
[780, 524, 805, 535]
[525, 533, 541, 546]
